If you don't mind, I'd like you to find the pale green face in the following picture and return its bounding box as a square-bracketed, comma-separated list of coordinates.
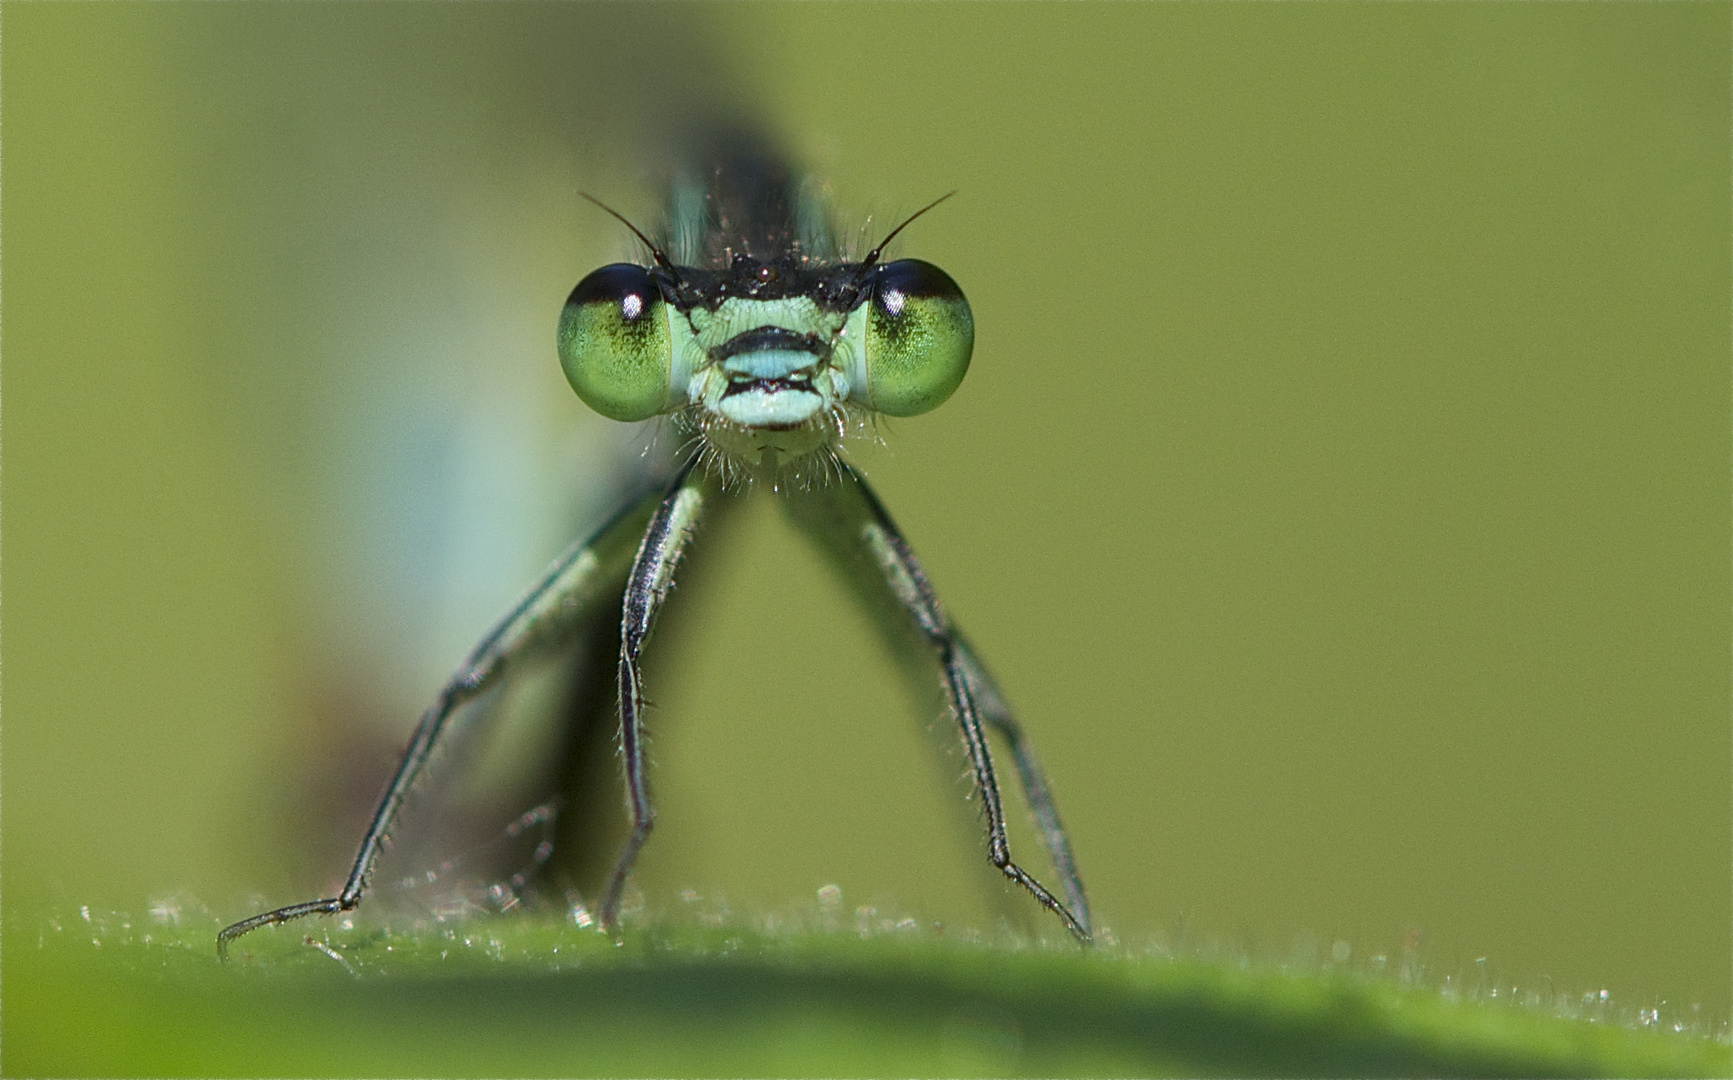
[557, 255, 974, 463]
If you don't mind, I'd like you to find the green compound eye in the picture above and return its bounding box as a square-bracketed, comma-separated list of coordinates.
[857, 259, 973, 417]
[557, 263, 676, 422]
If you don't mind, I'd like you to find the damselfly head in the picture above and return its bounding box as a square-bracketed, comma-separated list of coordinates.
[559, 186, 973, 478]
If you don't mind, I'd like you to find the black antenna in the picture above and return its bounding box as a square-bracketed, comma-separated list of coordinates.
[858, 191, 957, 273]
[580, 192, 681, 277]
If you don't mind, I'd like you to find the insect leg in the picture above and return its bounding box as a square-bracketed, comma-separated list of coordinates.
[953, 638, 1092, 937]
[783, 463, 1091, 943]
[596, 461, 709, 931]
[217, 480, 665, 958]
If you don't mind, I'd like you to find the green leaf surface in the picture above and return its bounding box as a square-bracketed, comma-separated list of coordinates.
[8, 908, 1726, 1078]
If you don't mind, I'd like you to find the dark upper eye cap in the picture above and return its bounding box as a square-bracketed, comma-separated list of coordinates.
[567, 263, 661, 309]
[870, 259, 964, 303]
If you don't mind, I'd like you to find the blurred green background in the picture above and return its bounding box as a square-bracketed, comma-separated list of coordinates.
[4, 0, 1728, 1066]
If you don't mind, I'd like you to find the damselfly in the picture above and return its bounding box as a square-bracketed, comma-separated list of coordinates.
[218, 137, 1091, 955]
